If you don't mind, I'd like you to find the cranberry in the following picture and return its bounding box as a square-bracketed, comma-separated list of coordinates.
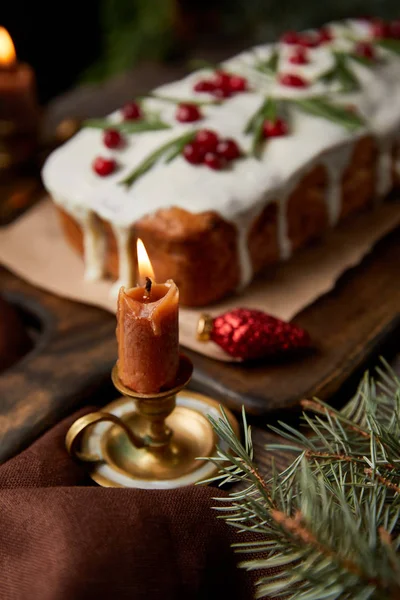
[289, 48, 309, 65]
[176, 103, 202, 123]
[355, 41, 375, 60]
[390, 20, 400, 39]
[280, 31, 300, 45]
[278, 73, 309, 88]
[263, 118, 288, 138]
[93, 157, 116, 176]
[298, 33, 320, 48]
[204, 152, 224, 170]
[212, 87, 233, 99]
[371, 19, 390, 39]
[122, 102, 142, 120]
[318, 27, 333, 43]
[195, 129, 219, 152]
[103, 129, 123, 149]
[193, 79, 216, 92]
[212, 70, 231, 88]
[229, 75, 248, 92]
[216, 138, 241, 160]
[182, 142, 204, 164]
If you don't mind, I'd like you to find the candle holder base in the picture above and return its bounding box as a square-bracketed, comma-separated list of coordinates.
[66, 355, 239, 489]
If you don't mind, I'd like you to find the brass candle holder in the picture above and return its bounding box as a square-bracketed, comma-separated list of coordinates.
[66, 354, 239, 488]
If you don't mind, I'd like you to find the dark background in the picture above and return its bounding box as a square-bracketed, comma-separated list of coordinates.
[1, 0, 399, 104]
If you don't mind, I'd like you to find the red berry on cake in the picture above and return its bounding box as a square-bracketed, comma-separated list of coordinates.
[280, 31, 300, 45]
[103, 129, 123, 149]
[195, 129, 219, 151]
[355, 41, 376, 60]
[318, 27, 333, 43]
[229, 75, 248, 92]
[278, 73, 309, 88]
[298, 33, 320, 48]
[204, 152, 224, 170]
[212, 87, 233, 99]
[216, 139, 241, 160]
[263, 118, 288, 138]
[193, 79, 216, 92]
[93, 157, 116, 176]
[390, 20, 400, 39]
[289, 48, 309, 65]
[371, 19, 390, 39]
[122, 102, 142, 121]
[176, 103, 202, 123]
[212, 70, 231, 88]
[182, 142, 204, 164]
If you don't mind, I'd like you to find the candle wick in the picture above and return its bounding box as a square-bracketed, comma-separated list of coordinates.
[145, 277, 152, 295]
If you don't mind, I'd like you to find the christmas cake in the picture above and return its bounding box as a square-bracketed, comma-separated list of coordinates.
[42, 18, 400, 306]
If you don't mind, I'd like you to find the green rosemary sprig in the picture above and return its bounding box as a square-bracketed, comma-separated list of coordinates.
[244, 97, 283, 158]
[319, 52, 360, 93]
[376, 39, 400, 56]
[254, 49, 279, 76]
[119, 130, 196, 187]
[203, 360, 400, 599]
[347, 52, 378, 68]
[140, 93, 220, 106]
[84, 117, 170, 133]
[292, 97, 365, 130]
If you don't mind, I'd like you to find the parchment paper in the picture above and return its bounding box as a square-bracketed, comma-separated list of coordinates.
[0, 198, 399, 361]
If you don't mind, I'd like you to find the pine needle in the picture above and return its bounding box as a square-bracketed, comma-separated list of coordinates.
[203, 360, 400, 599]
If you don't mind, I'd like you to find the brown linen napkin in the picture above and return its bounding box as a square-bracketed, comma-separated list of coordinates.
[0, 409, 257, 600]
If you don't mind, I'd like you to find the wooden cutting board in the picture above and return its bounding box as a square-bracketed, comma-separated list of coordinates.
[0, 223, 399, 463]
[189, 226, 400, 415]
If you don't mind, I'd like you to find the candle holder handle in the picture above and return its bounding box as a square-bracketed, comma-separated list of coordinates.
[66, 411, 145, 462]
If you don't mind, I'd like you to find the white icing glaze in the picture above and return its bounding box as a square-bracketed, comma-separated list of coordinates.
[321, 145, 354, 226]
[82, 211, 106, 281]
[42, 19, 400, 293]
[110, 225, 135, 296]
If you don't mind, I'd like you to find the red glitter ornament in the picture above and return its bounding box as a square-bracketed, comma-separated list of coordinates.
[197, 308, 310, 361]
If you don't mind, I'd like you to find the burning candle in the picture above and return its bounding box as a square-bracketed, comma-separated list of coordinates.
[0, 27, 39, 167]
[116, 239, 179, 394]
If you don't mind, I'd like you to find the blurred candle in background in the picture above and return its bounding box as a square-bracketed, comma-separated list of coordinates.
[0, 26, 39, 169]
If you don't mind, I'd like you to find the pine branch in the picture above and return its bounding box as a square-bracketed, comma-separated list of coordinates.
[204, 361, 400, 599]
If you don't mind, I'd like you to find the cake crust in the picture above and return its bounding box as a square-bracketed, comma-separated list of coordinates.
[55, 134, 394, 307]
[44, 18, 400, 306]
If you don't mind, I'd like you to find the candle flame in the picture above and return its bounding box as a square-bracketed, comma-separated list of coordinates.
[137, 238, 155, 282]
[0, 27, 16, 67]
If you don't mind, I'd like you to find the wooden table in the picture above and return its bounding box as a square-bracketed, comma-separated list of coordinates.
[0, 61, 399, 475]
